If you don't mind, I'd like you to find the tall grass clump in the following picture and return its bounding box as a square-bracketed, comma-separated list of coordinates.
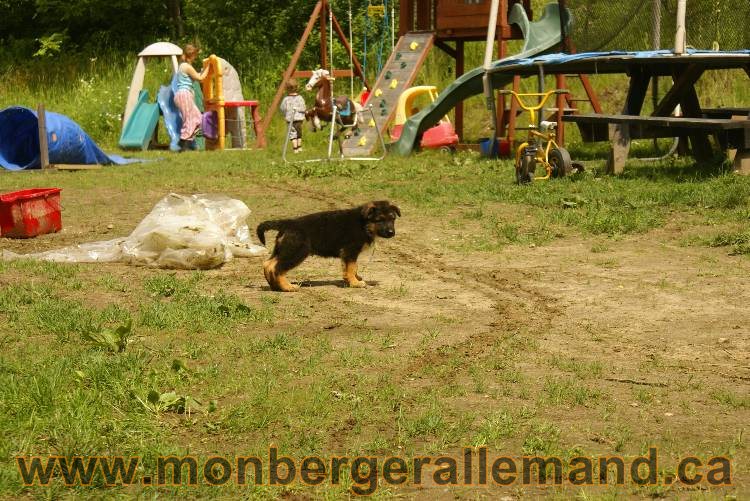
[0, 54, 134, 148]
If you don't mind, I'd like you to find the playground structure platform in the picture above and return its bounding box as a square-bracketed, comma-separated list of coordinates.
[346, 3, 569, 157]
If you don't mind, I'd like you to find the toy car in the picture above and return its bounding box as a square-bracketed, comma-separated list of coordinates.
[390, 86, 459, 152]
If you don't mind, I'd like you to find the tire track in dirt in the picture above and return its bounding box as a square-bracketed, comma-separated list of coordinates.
[261, 181, 564, 381]
[268, 180, 559, 322]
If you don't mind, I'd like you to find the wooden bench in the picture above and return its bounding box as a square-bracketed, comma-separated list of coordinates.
[702, 107, 750, 119]
[563, 113, 750, 174]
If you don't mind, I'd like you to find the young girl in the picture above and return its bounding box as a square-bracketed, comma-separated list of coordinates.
[174, 44, 210, 151]
[279, 79, 306, 153]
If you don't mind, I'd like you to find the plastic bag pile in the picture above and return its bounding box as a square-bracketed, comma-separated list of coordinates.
[1, 193, 266, 269]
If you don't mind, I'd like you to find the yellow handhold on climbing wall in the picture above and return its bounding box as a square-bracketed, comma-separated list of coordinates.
[358, 137, 367, 146]
[368, 118, 375, 127]
[389, 79, 398, 89]
[410, 41, 419, 50]
[374, 88, 383, 97]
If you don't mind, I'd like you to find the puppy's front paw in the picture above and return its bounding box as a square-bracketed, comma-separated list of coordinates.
[347, 279, 367, 288]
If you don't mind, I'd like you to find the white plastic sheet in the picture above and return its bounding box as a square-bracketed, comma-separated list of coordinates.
[1, 193, 266, 269]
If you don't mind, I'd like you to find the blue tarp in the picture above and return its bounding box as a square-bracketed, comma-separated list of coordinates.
[0, 106, 138, 170]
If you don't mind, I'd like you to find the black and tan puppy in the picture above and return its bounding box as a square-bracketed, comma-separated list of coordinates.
[256, 201, 400, 292]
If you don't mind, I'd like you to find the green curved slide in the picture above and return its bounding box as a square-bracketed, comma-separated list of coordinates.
[392, 2, 570, 156]
[119, 89, 160, 150]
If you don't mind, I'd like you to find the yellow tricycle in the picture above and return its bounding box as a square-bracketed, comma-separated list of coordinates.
[499, 89, 576, 184]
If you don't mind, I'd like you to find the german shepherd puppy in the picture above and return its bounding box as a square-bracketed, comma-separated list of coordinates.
[256, 201, 401, 292]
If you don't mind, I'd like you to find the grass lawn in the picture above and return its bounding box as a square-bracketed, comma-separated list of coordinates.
[0, 145, 748, 499]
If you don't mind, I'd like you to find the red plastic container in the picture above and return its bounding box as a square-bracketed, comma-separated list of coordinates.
[0, 188, 62, 238]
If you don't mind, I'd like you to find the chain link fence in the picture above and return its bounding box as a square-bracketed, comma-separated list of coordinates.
[567, 0, 750, 52]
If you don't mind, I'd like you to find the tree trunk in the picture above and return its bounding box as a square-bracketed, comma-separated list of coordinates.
[168, 0, 184, 39]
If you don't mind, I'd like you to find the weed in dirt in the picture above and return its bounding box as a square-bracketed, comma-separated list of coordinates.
[95, 273, 129, 292]
[593, 424, 634, 453]
[0, 258, 79, 280]
[633, 387, 655, 405]
[472, 411, 517, 447]
[638, 353, 665, 371]
[522, 421, 562, 456]
[468, 364, 488, 394]
[138, 288, 271, 334]
[590, 242, 611, 253]
[385, 282, 409, 298]
[548, 355, 603, 379]
[144, 272, 202, 298]
[655, 277, 672, 289]
[594, 258, 619, 269]
[402, 402, 445, 439]
[712, 390, 750, 410]
[705, 230, 750, 255]
[542, 377, 604, 408]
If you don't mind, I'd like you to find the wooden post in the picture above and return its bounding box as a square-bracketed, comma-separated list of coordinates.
[399, 0, 414, 36]
[577, 74, 602, 113]
[734, 150, 750, 175]
[251, 104, 266, 149]
[557, 0, 572, 53]
[555, 73, 565, 144]
[496, 2, 507, 138]
[320, 0, 328, 70]
[37, 104, 50, 169]
[260, 0, 324, 140]
[606, 68, 650, 174]
[455, 40, 464, 141]
[730, 114, 750, 175]
[416, 0, 431, 30]
[607, 123, 630, 175]
[507, 75, 521, 148]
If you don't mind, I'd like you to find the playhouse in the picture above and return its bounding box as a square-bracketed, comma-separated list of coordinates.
[119, 43, 264, 152]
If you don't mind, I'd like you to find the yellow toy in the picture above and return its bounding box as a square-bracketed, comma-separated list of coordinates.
[391, 86, 458, 151]
[200, 55, 265, 150]
[498, 89, 574, 183]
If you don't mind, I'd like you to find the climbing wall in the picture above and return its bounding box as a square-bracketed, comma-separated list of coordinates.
[342, 32, 435, 157]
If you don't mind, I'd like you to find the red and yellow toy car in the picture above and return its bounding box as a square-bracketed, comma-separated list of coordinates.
[390, 86, 458, 152]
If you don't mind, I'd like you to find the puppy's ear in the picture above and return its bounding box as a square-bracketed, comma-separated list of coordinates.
[361, 202, 376, 220]
[390, 204, 401, 217]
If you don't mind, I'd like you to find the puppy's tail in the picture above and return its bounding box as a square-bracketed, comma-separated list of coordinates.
[256, 219, 289, 246]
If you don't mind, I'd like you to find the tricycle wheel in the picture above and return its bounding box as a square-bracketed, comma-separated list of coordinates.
[439, 145, 455, 154]
[549, 147, 573, 178]
[516, 154, 535, 184]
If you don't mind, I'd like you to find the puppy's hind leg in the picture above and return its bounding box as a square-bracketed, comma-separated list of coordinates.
[270, 234, 310, 292]
[262, 257, 279, 289]
[265, 256, 301, 292]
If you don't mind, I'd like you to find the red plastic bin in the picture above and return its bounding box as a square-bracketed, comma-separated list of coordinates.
[0, 188, 62, 238]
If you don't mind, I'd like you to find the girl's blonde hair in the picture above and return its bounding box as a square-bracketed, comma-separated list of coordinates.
[183, 44, 200, 60]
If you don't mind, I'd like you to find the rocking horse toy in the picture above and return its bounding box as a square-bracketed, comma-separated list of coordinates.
[281, 68, 385, 163]
[304, 69, 363, 146]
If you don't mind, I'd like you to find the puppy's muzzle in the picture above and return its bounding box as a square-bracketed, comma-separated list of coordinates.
[380, 229, 395, 238]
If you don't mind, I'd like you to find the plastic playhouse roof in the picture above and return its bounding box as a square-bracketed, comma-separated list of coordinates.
[138, 42, 182, 57]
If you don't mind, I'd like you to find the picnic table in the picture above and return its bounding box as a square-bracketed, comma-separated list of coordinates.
[486, 50, 750, 174]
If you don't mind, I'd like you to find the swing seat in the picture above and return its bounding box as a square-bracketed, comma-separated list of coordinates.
[338, 100, 352, 117]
